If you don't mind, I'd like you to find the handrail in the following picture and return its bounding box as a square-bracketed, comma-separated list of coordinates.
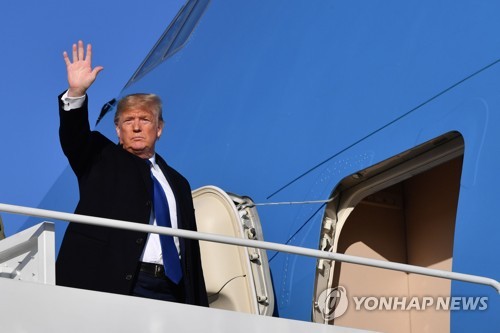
[1, 202, 499, 293]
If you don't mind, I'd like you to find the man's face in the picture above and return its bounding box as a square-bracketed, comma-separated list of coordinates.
[115, 108, 163, 159]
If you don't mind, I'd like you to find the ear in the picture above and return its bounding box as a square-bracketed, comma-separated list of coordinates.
[116, 125, 123, 143]
[157, 121, 164, 139]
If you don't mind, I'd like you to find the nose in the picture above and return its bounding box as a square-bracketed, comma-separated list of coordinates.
[133, 119, 141, 132]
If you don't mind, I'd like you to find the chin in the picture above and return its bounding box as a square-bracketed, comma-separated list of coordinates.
[124, 145, 146, 155]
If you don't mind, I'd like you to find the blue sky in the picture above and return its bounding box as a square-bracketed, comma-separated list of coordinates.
[0, 0, 183, 235]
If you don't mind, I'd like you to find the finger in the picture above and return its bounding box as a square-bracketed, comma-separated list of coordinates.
[63, 51, 71, 66]
[92, 66, 104, 77]
[72, 43, 77, 62]
[86, 43, 92, 63]
[78, 40, 84, 60]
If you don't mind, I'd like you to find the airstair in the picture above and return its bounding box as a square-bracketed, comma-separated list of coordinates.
[0, 186, 498, 332]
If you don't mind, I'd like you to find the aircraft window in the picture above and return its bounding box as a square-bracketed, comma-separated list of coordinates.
[125, 0, 210, 87]
[313, 132, 464, 332]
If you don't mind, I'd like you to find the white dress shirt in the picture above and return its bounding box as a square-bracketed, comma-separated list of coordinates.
[141, 155, 181, 264]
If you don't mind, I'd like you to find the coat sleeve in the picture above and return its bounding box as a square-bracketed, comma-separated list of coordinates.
[181, 180, 209, 307]
[58, 92, 111, 178]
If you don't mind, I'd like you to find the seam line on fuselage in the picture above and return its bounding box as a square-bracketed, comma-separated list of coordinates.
[267, 57, 500, 199]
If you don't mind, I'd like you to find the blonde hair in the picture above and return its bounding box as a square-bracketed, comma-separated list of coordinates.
[114, 93, 163, 125]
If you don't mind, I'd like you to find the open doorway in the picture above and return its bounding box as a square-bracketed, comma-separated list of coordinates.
[313, 132, 464, 333]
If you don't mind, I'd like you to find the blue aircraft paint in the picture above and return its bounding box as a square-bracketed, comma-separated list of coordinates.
[22, 0, 499, 330]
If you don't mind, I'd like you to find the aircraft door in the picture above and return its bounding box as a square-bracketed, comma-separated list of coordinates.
[192, 186, 274, 316]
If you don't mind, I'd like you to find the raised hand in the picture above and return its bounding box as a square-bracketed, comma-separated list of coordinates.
[63, 40, 104, 97]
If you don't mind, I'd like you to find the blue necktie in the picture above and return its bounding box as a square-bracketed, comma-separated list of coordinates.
[147, 160, 183, 284]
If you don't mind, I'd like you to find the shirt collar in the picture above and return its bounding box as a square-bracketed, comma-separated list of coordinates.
[147, 154, 157, 167]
